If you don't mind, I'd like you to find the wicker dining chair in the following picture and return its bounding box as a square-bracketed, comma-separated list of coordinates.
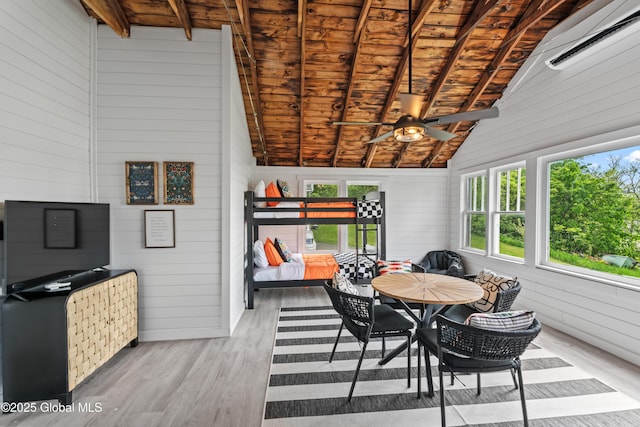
[416, 314, 541, 427]
[323, 282, 414, 401]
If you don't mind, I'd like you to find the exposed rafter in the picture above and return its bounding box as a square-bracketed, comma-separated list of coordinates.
[363, 0, 439, 168]
[423, 0, 572, 167]
[331, 1, 373, 167]
[82, 0, 130, 38]
[167, 0, 192, 41]
[393, 0, 502, 168]
[77, 0, 594, 168]
[298, 0, 307, 166]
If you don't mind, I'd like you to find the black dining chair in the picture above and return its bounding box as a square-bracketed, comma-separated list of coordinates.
[416, 314, 541, 427]
[323, 282, 414, 401]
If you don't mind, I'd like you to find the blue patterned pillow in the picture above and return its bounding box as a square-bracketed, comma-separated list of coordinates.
[274, 238, 292, 262]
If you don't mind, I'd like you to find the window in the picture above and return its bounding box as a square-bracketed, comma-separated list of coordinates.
[545, 145, 640, 280]
[494, 165, 525, 259]
[304, 181, 380, 253]
[305, 182, 339, 252]
[463, 174, 486, 252]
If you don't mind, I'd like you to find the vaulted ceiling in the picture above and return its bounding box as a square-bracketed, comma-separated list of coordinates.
[79, 0, 594, 168]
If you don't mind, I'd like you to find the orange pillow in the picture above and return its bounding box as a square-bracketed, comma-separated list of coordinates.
[265, 182, 281, 206]
[264, 238, 284, 266]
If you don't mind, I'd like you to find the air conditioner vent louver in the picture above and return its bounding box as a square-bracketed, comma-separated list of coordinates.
[547, 9, 640, 69]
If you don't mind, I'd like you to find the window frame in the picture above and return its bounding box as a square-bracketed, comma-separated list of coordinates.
[302, 179, 382, 253]
[491, 162, 526, 261]
[461, 172, 487, 254]
[538, 143, 640, 286]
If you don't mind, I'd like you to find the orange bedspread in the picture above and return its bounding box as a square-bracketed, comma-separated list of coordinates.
[302, 254, 339, 280]
[299, 202, 356, 218]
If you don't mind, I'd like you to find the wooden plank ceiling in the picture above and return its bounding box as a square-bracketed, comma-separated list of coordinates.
[80, 0, 593, 168]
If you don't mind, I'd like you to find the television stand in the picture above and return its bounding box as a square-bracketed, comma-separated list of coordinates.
[1, 269, 138, 405]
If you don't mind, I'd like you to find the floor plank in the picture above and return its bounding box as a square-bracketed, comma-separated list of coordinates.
[1, 285, 638, 426]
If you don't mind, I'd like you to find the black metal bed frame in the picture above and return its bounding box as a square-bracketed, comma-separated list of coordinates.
[244, 191, 386, 309]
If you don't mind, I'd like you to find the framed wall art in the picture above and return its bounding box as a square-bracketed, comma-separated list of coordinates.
[164, 161, 194, 205]
[125, 161, 158, 205]
[144, 210, 175, 248]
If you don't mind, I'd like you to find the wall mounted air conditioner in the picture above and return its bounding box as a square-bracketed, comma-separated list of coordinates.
[546, 5, 640, 70]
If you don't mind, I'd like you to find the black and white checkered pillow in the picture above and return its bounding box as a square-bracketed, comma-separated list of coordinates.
[357, 200, 383, 218]
[332, 253, 375, 280]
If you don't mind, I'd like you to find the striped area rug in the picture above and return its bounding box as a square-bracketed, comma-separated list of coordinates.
[263, 305, 640, 427]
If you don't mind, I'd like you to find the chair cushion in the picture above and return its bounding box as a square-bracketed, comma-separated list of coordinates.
[467, 269, 518, 313]
[372, 304, 414, 333]
[377, 259, 412, 274]
[442, 304, 477, 323]
[465, 310, 536, 331]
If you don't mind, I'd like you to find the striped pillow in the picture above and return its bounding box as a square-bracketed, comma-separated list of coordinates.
[377, 259, 412, 275]
[465, 310, 535, 331]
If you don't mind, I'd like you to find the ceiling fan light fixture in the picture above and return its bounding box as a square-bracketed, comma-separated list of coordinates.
[393, 126, 425, 142]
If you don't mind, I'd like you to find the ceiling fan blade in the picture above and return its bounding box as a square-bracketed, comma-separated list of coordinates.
[399, 93, 423, 118]
[366, 131, 394, 144]
[426, 107, 499, 126]
[424, 126, 458, 141]
[332, 121, 394, 126]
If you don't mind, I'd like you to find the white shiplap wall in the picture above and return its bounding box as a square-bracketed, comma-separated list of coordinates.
[96, 26, 226, 341]
[221, 27, 254, 331]
[448, 0, 640, 365]
[252, 167, 450, 263]
[0, 1, 92, 202]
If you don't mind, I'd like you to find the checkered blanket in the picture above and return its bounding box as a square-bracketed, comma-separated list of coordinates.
[357, 199, 383, 218]
[332, 252, 375, 280]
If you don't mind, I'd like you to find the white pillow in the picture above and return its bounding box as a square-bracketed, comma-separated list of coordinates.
[253, 240, 269, 268]
[332, 272, 359, 295]
[254, 180, 266, 208]
[467, 268, 518, 313]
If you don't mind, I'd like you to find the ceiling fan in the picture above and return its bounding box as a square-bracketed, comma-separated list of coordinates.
[333, 0, 499, 144]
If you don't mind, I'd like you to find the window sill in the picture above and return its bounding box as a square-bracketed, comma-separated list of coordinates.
[537, 263, 640, 292]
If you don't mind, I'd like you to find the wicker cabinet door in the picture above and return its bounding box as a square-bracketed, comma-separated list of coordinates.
[108, 271, 138, 355]
[66, 284, 111, 391]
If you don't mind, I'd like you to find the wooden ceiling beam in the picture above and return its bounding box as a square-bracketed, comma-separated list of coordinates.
[363, 0, 438, 168]
[234, 0, 246, 30]
[353, 0, 373, 42]
[331, 3, 372, 167]
[393, 0, 501, 168]
[423, 0, 571, 168]
[298, 1, 307, 166]
[237, 0, 269, 165]
[167, 0, 192, 40]
[82, 0, 130, 37]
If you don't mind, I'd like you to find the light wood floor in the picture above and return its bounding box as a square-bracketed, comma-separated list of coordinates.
[2, 286, 640, 426]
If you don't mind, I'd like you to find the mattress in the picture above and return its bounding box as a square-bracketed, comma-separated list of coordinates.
[253, 253, 338, 282]
[253, 201, 375, 219]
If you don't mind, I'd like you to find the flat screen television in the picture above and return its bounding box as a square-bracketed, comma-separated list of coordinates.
[3, 201, 110, 294]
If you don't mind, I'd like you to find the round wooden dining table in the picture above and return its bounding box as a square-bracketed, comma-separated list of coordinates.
[372, 272, 484, 364]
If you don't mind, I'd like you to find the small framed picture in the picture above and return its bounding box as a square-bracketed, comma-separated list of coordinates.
[164, 162, 194, 205]
[126, 161, 158, 205]
[144, 210, 175, 248]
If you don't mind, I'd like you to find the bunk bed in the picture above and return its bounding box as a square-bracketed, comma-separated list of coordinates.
[244, 191, 386, 309]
